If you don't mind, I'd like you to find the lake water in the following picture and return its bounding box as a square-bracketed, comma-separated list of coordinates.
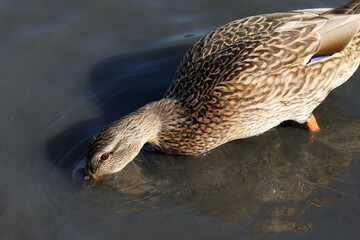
[1, 0, 360, 239]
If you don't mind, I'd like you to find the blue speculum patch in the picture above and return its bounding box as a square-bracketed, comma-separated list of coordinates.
[309, 54, 333, 63]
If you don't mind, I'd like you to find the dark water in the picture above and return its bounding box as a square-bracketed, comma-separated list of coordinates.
[1, 0, 360, 239]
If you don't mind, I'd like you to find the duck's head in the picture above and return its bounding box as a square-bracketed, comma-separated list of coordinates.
[85, 106, 162, 180]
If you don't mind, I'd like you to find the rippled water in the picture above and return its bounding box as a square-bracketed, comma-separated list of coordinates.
[1, 0, 360, 239]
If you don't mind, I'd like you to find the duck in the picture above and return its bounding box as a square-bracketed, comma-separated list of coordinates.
[86, 0, 360, 180]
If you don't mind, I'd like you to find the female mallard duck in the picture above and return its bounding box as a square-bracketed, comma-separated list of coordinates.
[86, 0, 360, 179]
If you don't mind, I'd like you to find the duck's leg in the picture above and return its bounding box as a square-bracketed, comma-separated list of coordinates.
[306, 114, 320, 143]
[306, 114, 321, 132]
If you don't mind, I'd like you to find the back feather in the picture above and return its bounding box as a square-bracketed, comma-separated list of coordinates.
[323, 0, 360, 15]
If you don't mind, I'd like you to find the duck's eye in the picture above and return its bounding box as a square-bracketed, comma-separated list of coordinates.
[100, 153, 109, 161]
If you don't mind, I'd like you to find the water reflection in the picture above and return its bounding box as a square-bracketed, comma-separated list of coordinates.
[85, 102, 360, 235]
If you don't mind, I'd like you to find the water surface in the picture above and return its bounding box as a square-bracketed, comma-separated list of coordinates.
[1, 0, 360, 239]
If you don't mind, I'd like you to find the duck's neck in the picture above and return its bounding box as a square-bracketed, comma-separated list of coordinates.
[133, 98, 220, 155]
[130, 98, 185, 146]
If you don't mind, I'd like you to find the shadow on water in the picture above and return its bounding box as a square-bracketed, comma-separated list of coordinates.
[45, 43, 360, 236]
[44, 44, 190, 174]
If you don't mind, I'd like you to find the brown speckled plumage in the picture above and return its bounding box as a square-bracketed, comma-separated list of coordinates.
[86, 1, 360, 177]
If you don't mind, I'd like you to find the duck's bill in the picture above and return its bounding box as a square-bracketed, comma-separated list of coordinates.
[85, 171, 102, 181]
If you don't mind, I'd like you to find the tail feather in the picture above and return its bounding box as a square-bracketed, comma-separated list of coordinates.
[324, 0, 360, 15]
